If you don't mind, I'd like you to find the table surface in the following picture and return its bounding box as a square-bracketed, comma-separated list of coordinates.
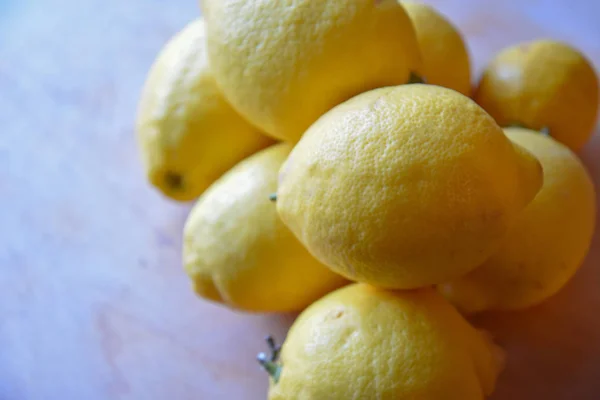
[1, 1, 600, 399]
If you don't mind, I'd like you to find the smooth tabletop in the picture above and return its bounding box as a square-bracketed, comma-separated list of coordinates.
[1, 0, 600, 399]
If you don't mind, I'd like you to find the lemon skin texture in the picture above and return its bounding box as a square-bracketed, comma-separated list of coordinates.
[136, 19, 273, 201]
[474, 40, 599, 151]
[440, 127, 596, 313]
[184, 143, 347, 312]
[402, 1, 472, 96]
[277, 84, 543, 289]
[201, 0, 424, 142]
[268, 283, 504, 400]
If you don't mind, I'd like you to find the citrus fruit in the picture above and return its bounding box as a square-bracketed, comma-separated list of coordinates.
[136, 19, 273, 201]
[261, 283, 504, 399]
[277, 84, 543, 289]
[183, 143, 347, 312]
[439, 127, 596, 313]
[402, 1, 471, 95]
[474, 39, 599, 151]
[201, 0, 423, 142]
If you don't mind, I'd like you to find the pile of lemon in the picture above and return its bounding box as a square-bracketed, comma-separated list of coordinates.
[136, 1, 598, 398]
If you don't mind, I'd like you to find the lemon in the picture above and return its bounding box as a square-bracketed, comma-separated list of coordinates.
[401, 1, 471, 95]
[201, 0, 423, 142]
[183, 143, 347, 312]
[261, 284, 504, 399]
[474, 39, 599, 151]
[439, 127, 596, 313]
[136, 19, 273, 201]
[277, 84, 543, 289]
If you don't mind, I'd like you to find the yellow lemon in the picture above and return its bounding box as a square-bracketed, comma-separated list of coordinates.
[439, 127, 596, 313]
[401, 1, 471, 95]
[260, 284, 504, 399]
[201, 0, 423, 142]
[474, 40, 599, 151]
[277, 84, 543, 289]
[136, 19, 273, 201]
[183, 143, 347, 312]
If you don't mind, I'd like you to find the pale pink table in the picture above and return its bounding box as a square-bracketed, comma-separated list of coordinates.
[1, 1, 599, 399]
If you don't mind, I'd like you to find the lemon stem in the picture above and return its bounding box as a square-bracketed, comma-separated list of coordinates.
[269, 193, 278, 202]
[540, 126, 551, 136]
[257, 335, 282, 383]
[408, 71, 426, 84]
[164, 171, 183, 190]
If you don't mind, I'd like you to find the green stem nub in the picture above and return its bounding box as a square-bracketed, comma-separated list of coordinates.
[540, 126, 551, 136]
[269, 193, 278, 202]
[257, 335, 282, 383]
[408, 71, 426, 84]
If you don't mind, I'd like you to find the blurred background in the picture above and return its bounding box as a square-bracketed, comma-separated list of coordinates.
[1, 0, 599, 399]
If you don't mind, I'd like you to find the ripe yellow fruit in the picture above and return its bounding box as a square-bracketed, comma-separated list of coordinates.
[183, 143, 347, 312]
[474, 39, 599, 151]
[201, 0, 423, 142]
[439, 127, 596, 313]
[277, 84, 543, 289]
[401, 1, 471, 96]
[136, 19, 273, 201]
[262, 284, 504, 399]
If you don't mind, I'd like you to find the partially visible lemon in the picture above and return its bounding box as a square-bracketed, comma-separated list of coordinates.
[136, 19, 273, 201]
[263, 284, 504, 399]
[183, 143, 347, 312]
[439, 127, 596, 313]
[277, 84, 543, 289]
[402, 1, 471, 95]
[201, 0, 423, 142]
[474, 39, 599, 151]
